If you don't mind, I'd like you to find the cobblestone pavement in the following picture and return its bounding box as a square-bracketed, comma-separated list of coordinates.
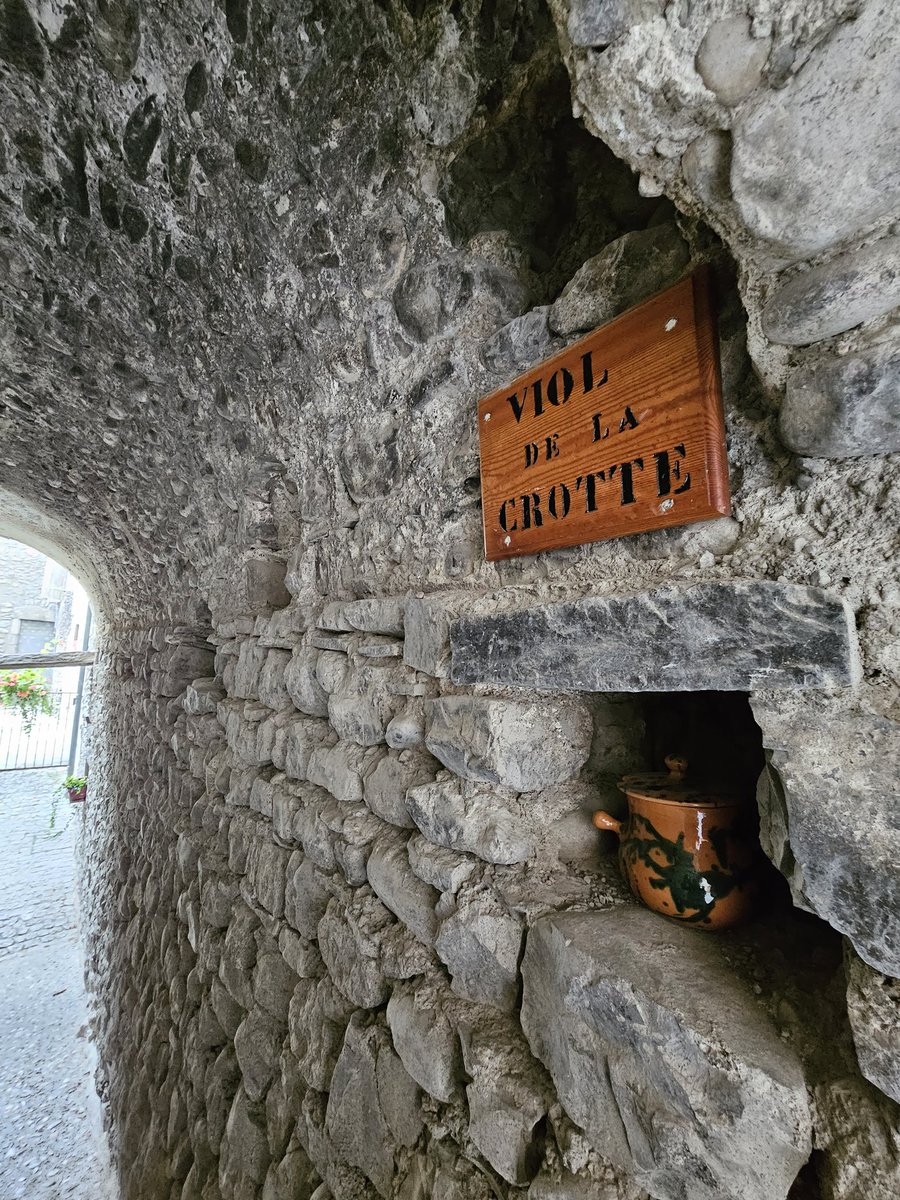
[0, 768, 117, 1199]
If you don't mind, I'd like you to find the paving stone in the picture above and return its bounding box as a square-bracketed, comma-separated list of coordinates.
[451, 582, 859, 692]
[521, 907, 812, 1200]
[0, 768, 117, 1200]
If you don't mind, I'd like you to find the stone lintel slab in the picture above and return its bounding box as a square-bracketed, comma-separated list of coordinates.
[450, 581, 859, 692]
[521, 907, 812, 1200]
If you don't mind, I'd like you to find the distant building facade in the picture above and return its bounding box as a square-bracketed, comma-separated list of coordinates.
[0, 538, 90, 656]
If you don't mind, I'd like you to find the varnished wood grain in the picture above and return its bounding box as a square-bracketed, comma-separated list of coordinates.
[477, 267, 730, 560]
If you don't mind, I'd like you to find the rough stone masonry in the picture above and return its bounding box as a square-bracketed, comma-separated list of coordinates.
[1, 2, 899, 1199]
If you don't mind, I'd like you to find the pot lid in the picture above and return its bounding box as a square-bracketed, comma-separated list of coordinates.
[618, 755, 742, 807]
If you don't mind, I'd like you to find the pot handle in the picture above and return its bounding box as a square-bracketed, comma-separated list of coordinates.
[665, 754, 688, 781]
[592, 810, 622, 836]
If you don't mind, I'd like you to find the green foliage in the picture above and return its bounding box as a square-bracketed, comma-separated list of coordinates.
[0, 669, 54, 733]
[61, 775, 87, 792]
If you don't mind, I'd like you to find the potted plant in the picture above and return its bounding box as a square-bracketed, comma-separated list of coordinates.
[60, 774, 87, 803]
[0, 669, 55, 733]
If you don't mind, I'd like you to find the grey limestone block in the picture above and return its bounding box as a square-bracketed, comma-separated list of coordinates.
[289, 976, 355, 1093]
[521, 907, 812, 1200]
[730, 0, 900, 260]
[327, 661, 409, 746]
[232, 640, 268, 701]
[261, 1139, 319, 1200]
[385, 703, 426, 751]
[325, 1012, 423, 1198]
[362, 748, 437, 827]
[284, 856, 330, 940]
[425, 696, 593, 792]
[257, 649, 293, 711]
[184, 677, 225, 716]
[219, 1086, 271, 1198]
[406, 833, 478, 894]
[761, 236, 900, 347]
[284, 647, 330, 718]
[549, 224, 689, 337]
[458, 1013, 550, 1186]
[365, 829, 440, 946]
[451, 581, 860, 692]
[319, 596, 405, 637]
[845, 948, 900, 1104]
[406, 776, 535, 865]
[306, 741, 385, 804]
[233, 1006, 286, 1102]
[565, 0, 664, 48]
[403, 590, 487, 678]
[245, 840, 292, 920]
[435, 889, 524, 1011]
[753, 694, 900, 978]
[317, 893, 395, 1009]
[480, 306, 563, 379]
[244, 554, 290, 614]
[780, 341, 900, 458]
[386, 977, 463, 1104]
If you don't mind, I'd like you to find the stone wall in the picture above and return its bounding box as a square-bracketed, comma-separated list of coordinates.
[1, 1, 898, 1199]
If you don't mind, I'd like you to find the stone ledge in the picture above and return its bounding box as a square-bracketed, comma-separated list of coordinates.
[521, 906, 812, 1200]
[450, 581, 859, 692]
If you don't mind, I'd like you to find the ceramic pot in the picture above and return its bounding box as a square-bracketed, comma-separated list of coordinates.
[67, 785, 86, 803]
[593, 755, 758, 930]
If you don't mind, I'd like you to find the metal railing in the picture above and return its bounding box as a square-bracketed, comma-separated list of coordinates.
[0, 688, 88, 771]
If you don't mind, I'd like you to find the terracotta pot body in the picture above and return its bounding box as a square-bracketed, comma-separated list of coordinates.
[594, 756, 758, 930]
[67, 786, 86, 803]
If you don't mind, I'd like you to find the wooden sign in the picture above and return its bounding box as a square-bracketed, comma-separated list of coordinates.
[478, 267, 730, 560]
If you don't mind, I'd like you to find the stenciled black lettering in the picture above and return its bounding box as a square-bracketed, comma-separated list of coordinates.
[581, 350, 609, 395]
[672, 443, 691, 494]
[506, 390, 527, 423]
[524, 441, 539, 469]
[618, 457, 644, 505]
[520, 492, 543, 529]
[654, 449, 671, 496]
[547, 482, 571, 519]
[532, 377, 544, 418]
[575, 470, 606, 513]
[618, 406, 639, 432]
[592, 413, 610, 442]
[498, 498, 517, 531]
[545, 433, 560, 460]
[545, 367, 574, 408]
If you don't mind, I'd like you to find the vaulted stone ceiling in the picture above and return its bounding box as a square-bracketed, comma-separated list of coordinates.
[0, 0, 659, 623]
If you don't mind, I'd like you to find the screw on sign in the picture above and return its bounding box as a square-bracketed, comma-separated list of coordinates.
[476, 267, 730, 560]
